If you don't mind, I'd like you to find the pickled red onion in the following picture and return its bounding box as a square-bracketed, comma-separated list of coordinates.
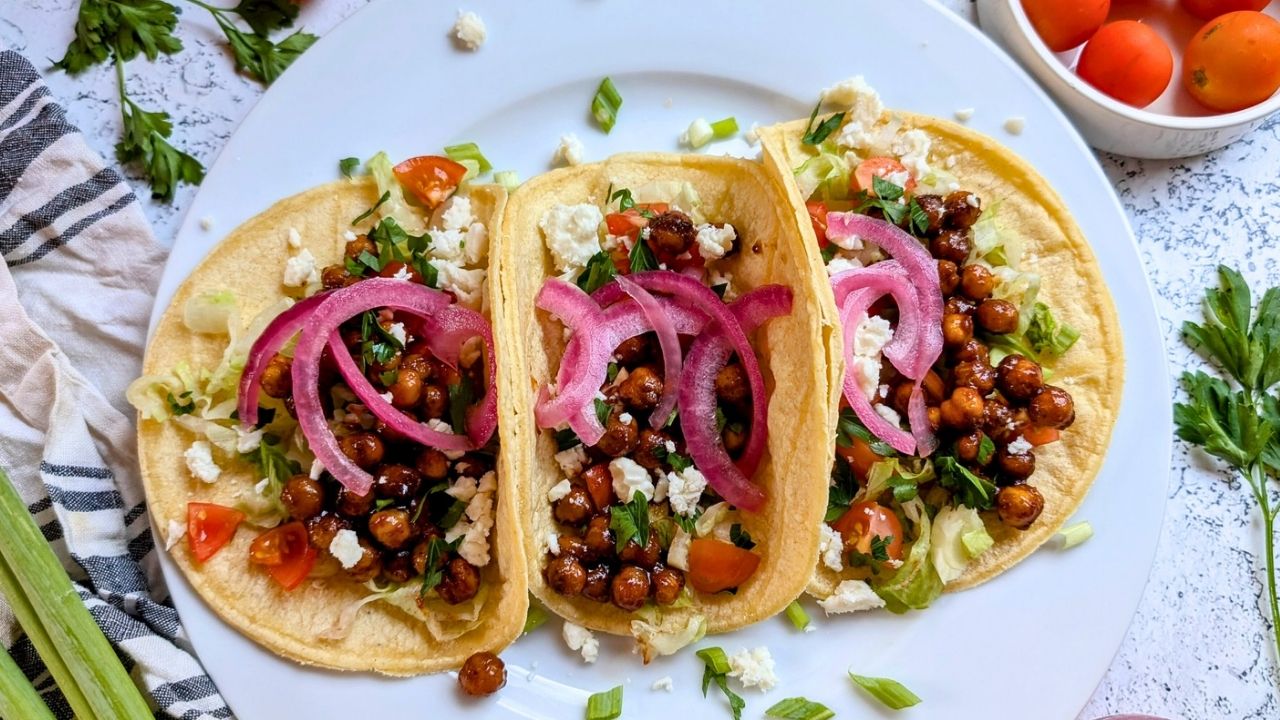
[533, 279, 608, 429]
[237, 292, 329, 427]
[839, 288, 917, 455]
[616, 275, 682, 429]
[726, 286, 793, 478]
[422, 305, 499, 447]
[829, 261, 921, 378]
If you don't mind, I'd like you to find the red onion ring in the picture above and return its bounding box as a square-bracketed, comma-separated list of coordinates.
[236, 292, 330, 427]
[422, 305, 499, 447]
[726, 286, 793, 478]
[615, 275, 682, 429]
[840, 288, 916, 455]
[533, 279, 609, 429]
[829, 261, 922, 378]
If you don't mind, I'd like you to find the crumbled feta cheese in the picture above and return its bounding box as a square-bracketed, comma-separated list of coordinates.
[431, 228, 467, 262]
[165, 519, 186, 551]
[875, 403, 902, 426]
[744, 122, 761, 145]
[652, 473, 669, 503]
[282, 248, 318, 287]
[694, 223, 736, 260]
[547, 478, 572, 502]
[954, 107, 975, 122]
[849, 357, 880, 402]
[379, 391, 393, 404]
[392, 265, 413, 282]
[884, 169, 911, 188]
[539, 203, 603, 276]
[667, 527, 692, 570]
[342, 230, 358, 242]
[819, 523, 845, 572]
[441, 196, 474, 231]
[1008, 435, 1033, 455]
[453, 476, 496, 566]
[665, 467, 707, 517]
[328, 529, 364, 569]
[199, 216, 214, 231]
[427, 419, 466, 459]
[854, 315, 894, 356]
[555, 133, 585, 167]
[452, 10, 486, 50]
[619, 412, 634, 425]
[562, 622, 599, 663]
[235, 427, 263, 453]
[727, 647, 778, 691]
[547, 532, 562, 555]
[309, 458, 325, 480]
[387, 322, 407, 346]
[463, 222, 489, 265]
[183, 441, 220, 483]
[609, 457, 654, 502]
[435, 258, 487, 307]
[555, 445, 588, 477]
[826, 256, 862, 276]
[822, 76, 883, 122]
[651, 676, 674, 692]
[891, 129, 932, 180]
[663, 440, 677, 453]
[287, 227, 302, 249]
[447, 475, 479, 502]
[830, 231, 864, 252]
[966, 193, 981, 208]
[1004, 116, 1026, 135]
[818, 579, 886, 615]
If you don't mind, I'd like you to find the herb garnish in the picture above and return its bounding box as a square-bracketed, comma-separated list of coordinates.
[849, 672, 922, 710]
[419, 537, 461, 599]
[352, 191, 392, 226]
[765, 697, 833, 720]
[801, 101, 845, 146]
[697, 646, 746, 720]
[836, 407, 896, 456]
[935, 456, 997, 510]
[1024, 302, 1081, 357]
[729, 524, 755, 550]
[608, 492, 650, 552]
[629, 235, 658, 273]
[448, 376, 475, 435]
[339, 156, 360, 178]
[165, 390, 195, 416]
[576, 252, 618, 294]
[868, 534, 893, 562]
[610, 187, 636, 212]
[593, 397, 611, 427]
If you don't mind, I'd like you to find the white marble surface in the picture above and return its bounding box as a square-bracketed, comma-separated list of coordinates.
[3, 0, 1278, 717]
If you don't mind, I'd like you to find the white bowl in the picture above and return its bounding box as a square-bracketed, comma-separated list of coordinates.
[977, 0, 1280, 158]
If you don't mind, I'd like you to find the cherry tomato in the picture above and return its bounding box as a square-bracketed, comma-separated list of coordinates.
[1184, 11, 1280, 112]
[1180, 0, 1271, 21]
[249, 521, 317, 591]
[1022, 425, 1061, 446]
[835, 436, 882, 481]
[1022, 0, 1111, 51]
[830, 501, 904, 562]
[392, 155, 467, 209]
[853, 158, 916, 196]
[186, 502, 244, 562]
[687, 538, 762, 593]
[806, 200, 830, 247]
[1077, 21, 1174, 107]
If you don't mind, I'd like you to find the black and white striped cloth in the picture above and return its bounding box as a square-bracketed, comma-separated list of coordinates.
[0, 50, 232, 719]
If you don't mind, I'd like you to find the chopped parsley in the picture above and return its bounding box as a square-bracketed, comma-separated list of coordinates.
[609, 491, 650, 552]
[935, 456, 997, 510]
[351, 190, 390, 225]
[338, 156, 360, 177]
[729, 523, 755, 550]
[576, 252, 617, 294]
[447, 376, 475, 435]
[419, 537, 461, 599]
[629, 235, 658, 273]
[801, 101, 844, 146]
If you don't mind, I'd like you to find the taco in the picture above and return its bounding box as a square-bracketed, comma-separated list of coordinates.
[130, 154, 527, 675]
[491, 153, 832, 657]
[757, 78, 1123, 614]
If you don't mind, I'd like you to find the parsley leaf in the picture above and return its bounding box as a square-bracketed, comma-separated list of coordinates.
[593, 398, 611, 427]
[554, 428, 582, 452]
[836, 407, 896, 456]
[352, 191, 391, 225]
[801, 101, 845, 146]
[825, 455, 858, 522]
[448, 375, 475, 435]
[116, 88, 205, 201]
[339, 156, 360, 178]
[191, 0, 316, 85]
[629, 236, 657, 273]
[230, 0, 300, 36]
[610, 187, 635, 212]
[871, 175, 904, 202]
[56, 0, 184, 73]
[908, 198, 931, 236]
[608, 492, 650, 552]
[869, 534, 893, 562]
[976, 434, 996, 466]
[419, 537, 461, 599]
[576, 252, 618, 294]
[935, 456, 997, 510]
[729, 524, 755, 550]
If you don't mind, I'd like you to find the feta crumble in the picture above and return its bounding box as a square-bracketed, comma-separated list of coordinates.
[1004, 116, 1026, 135]
[183, 441, 220, 483]
[817, 579, 886, 615]
[694, 223, 736, 261]
[665, 466, 707, 517]
[547, 478, 572, 502]
[287, 227, 302, 249]
[199, 216, 214, 231]
[435, 258, 487, 307]
[555, 133, 585, 167]
[282, 248, 318, 287]
[744, 122, 761, 145]
[954, 107, 975, 122]
[609, 457, 654, 503]
[387, 322, 407, 346]
[235, 427, 263, 453]
[165, 519, 186, 551]
[819, 523, 845, 572]
[1007, 435, 1033, 455]
[452, 10, 486, 50]
[562, 622, 599, 663]
[555, 444, 588, 477]
[651, 676, 674, 692]
[826, 256, 862, 276]
[546, 531, 562, 556]
[891, 129, 933, 180]
[328, 529, 364, 569]
[727, 647, 778, 691]
[849, 315, 894, 400]
[874, 403, 902, 426]
[427, 419, 466, 459]
[539, 203, 603, 277]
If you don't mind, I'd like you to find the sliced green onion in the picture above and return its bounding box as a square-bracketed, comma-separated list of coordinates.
[0, 641, 55, 720]
[586, 685, 623, 720]
[493, 170, 520, 191]
[962, 528, 995, 558]
[0, 469, 152, 719]
[784, 600, 810, 631]
[849, 672, 922, 710]
[710, 116, 739, 139]
[684, 118, 714, 149]
[695, 646, 731, 675]
[1057, 521, 1094, 549]
[444, 142, 492, 174]
[591, 77, 622, 133]
[523, 597, 549, 633]
[457, 159, 481, 180]
[766, 697, 835, 720]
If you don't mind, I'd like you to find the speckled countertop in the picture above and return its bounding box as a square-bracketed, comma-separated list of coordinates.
[2, 0, 1277, 717]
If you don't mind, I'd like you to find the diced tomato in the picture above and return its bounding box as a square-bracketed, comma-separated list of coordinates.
[378, 260, 422, 283]
[604, 203, 671, 240]
[392, 155, 468, 209]
[1023, 425, 1061, 447]
[248, 522, 316, 591]
[830, 501, 904, 562]
[187, 502, 244, 562]
[835, 436, 882, 482]
[669, 248, 705, 274]
[853, 157, 916, 196]
[687, 538, 761, 593]
[581, 470, 614, 510]
[806, 200, 830, 247]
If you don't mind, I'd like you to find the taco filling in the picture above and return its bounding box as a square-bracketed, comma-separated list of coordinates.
[779, 79, 1084, 613]
[532, 183, 792, 614]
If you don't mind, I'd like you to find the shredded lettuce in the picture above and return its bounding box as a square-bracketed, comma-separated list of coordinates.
[871, 499, 943, 613]
[126, 361, 201, 422]
[630, 613, 707, 663]
[929, 505, 992, 584]
[1024, 302, 1080, 357]
[182, 289, 237, 334]
[794, 148, 850, 202]
[631, 180, 703, 222]
[364, 151, 426, 233]
[861, 458, 935, 505]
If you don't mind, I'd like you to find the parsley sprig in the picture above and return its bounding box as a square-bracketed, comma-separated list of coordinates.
[188, 0, 316, 85]
[1174, 266, 1280, 668]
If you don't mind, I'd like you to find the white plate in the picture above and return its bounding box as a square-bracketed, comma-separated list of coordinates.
[149, 1, 1170, 717]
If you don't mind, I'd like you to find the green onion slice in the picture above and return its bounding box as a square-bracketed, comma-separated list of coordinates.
[849, 672, 922, 710]
[784, 600, 810, 631]
[523, 597, 549, 633]
[592, 77, 622, 133]
[493, 170, 520, 191]
[586, 685, 623, 720]
[444, 142, 492, 174]
[695, 646, 731, 676]
[1057, 521, 1094, 549]
[766, 697, 835, 720]
[710, 116, 739, 138]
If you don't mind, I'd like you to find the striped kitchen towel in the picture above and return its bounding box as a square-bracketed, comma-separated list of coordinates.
[0, 50, 232, 718]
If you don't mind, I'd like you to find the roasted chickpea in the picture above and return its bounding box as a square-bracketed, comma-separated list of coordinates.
[347, 537, 382, 582]
[959, 264, 996, 301]
[583, 515, 616, 560]
[375, 464, 423, 502]
[996, 355, 1044, 402]
[976, 299, 1020, 335]
[995, 447, 1036, 482]
[579, 464, 615, 509]
[260, 354, 293, 399]
[890, 382, 914, 415]
[437, 557, 481, 604]
[415, 447, 450, 481]
[382, 549, 417, 584]
[553, 486, 596, 526]
[321, 264, 351, 290]
[723, 423, 747, 455]
[335, 486, 375, 518]
[939, 386, 985, 430]
[610, 565, 651, 611]
[945, 296, 977, 316]
[595, 408, 639, 457]
[618, 366, 664, 412]
[634, 429, 673, 470]
[923, 370, 946, 403]
[943, 190, 983, 229]
[996, 484, 1044, 529]
[399, 352, 431, 378]
[280, 474, 324, 520]
[983, 399, 1017, 442]
[412, 539, 439, 575]
[582, 563, 613, 603]
[646, 211, 697, 258]
[305, 513, 350, 550]
[715, 363, 750, 406]
[955, 431, 990, 465]
[344, 235, 375, 259]
[954, 338, 990, 364]
[651, 566, 685, 605]
[1029, 385, 1075, 429]
[927, 406, 942, 431]
[914, 194, 946, 235]
[942, 313, 974, 347]
[619, 533, 661, 569]
[952, 361, 997, 394]
[421, 384, 448, 420]
[454, 454, 491, 479]
[386, 368, 423, 408]
[613, 335, 653, 366]
[458, 652, 506, 697]
[544, 555, 587, 596]
[368, 509, 414, 550]
[339, 432, 384, 469]
[551, 534, 590, 560]
[930, 229, 972, 264]
[937, 260, 960, 296]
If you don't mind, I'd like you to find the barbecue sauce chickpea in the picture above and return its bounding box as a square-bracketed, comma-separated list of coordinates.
[458, 652, 506, 697]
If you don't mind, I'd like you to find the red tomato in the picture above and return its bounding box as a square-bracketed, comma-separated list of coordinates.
[378, 260, 422, 283]
[249, 522, 317, 591]
[392, 155, 467, 209]
[1023, 425, 1061, 446]
[687, 538, 762, 593]
[1022, 0, 1111, 51]
[604, 203, 670, 238]
[853, 158, 916, 196]
[1077, 21, 1174, 107]
[187, 502, 244, 562]
[1180, 0, 1271, 21]
[806, 200, 830, 246]
[835, 436, 882, 481]
[830, 501, 904, 562]
[1184, 11, 1280, 112]
[581, 471, 614, 510]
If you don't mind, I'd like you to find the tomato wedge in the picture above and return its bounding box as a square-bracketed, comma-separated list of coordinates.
[393, 155, 468, 209]
[249, 521, 316, 591]
[1022, 425, 1060, 447]
[835, 436, 882, 482]
[830, 501, 904, 562]
[853, 157, 916, 196]
[604, 203, 671, 239]
[806, 200, 830, 247]
[687, 538, 761, 593]
[187, 502, 244, 562]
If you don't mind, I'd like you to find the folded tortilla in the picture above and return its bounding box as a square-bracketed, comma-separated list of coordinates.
[137, 178, 527, 674]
